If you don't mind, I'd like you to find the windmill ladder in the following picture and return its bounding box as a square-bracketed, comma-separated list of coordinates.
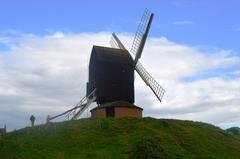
[71, 92, 97, 120]
[48, 89, 96, 122]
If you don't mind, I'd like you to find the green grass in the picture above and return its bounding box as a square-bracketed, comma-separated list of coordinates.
[0, 117, 240, 159]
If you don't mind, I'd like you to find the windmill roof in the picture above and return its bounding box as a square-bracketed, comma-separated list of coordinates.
[92, 45, 134, 65]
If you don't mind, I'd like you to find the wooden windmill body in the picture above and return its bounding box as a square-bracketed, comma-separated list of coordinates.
[48, 9, 165, 122]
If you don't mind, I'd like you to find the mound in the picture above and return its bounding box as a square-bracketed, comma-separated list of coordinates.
[0, 117, 240, 159]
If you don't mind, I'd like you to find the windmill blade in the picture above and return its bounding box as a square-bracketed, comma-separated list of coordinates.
[135, 62, 165, 102]
[108, 12, 165, 102]
[110, 33, 126, 50]
[131, 9, 154, 63]
[110, 34, 119, 49]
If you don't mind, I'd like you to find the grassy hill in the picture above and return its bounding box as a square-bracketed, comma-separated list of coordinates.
[226, 127, 240, 139]
[0, 117, 240, 159]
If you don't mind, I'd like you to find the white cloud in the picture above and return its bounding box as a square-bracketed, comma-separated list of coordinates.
[232, 70, 240, 75]
[0, 32, 239, 131]
[173, 21, 195, 25]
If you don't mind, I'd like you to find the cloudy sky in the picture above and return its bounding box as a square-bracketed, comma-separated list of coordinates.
[0, 0, 239, 131]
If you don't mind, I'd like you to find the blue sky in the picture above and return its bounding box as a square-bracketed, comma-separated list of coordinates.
[0, 0, 239, 131]
[0, 0, 240, 52]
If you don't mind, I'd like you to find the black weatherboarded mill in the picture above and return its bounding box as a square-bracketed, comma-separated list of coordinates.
[87, 46, 135, 104]
[47, 9, 165, 121]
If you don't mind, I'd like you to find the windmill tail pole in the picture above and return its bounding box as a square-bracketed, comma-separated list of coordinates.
[47, 107, 76, 122]
[134, 13, 154, 63]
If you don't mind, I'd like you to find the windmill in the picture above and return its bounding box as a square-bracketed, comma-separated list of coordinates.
[47, 9, 165, 122]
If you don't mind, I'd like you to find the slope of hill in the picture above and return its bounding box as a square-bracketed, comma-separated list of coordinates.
[226, 127, 240, 139]
[0, 117, 240, 159]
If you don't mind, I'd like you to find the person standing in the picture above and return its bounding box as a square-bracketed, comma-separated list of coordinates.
[30, 115, 35, 127]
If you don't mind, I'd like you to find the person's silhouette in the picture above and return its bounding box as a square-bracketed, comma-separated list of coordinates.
[30, 115, 35, 127]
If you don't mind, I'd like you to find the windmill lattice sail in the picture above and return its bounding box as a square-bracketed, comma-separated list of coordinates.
[109, 9, 165, 103]
[135, 62, 165, 102]
[109, 32, 165, 102]
[131, 8, 153, 63]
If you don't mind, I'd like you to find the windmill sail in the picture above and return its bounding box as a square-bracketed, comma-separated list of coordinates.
[110, 33, 126, 50]
[131, 9, 154, 63]
[135, 62, 165, 102]
[109, 32, 165, 102]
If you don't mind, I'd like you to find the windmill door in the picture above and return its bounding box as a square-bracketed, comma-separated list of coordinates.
[106, 107, 115, 117]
